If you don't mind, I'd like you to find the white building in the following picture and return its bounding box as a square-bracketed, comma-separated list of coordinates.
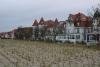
[56, 11, 100, 45]
[56, 20, 85, 43]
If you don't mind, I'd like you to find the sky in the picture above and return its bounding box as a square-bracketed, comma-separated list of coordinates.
[0, 0, 99, 32]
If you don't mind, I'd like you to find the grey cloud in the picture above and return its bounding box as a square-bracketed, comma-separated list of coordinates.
[0, 0, 99, 32]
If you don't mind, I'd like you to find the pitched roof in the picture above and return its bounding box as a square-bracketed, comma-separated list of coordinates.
[32, 18, 59, 28]
[45, 20, 55, 28]
[69, 12, 92, 27]
[55, 18, 58, 23]
[44, 20, 59, 28]
[32, 20, 38, 26]
[39, 17, 45, 25]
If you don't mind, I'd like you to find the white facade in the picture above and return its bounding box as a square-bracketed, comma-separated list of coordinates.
[66, 21, 75, 34]
[56, 21, 85, 43]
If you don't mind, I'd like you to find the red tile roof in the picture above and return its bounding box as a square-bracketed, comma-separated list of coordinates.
[69, 12, 92, 27]
[32, 20, 38, 26]
[39, 17, 45, 25]
[32, 18, 59, 28]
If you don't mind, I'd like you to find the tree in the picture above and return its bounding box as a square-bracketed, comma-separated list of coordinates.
[87, 4, 100, 17]
[15, 27, 24, 39]
[34, 26, 39, 40]
[15, 27, 33, 40]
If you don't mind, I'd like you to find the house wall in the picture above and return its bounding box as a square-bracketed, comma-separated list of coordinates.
[56, 20, 85, 43]
[66, 21, 75, 34]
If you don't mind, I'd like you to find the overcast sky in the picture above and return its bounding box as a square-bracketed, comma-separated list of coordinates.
[0, 0, 99, 32]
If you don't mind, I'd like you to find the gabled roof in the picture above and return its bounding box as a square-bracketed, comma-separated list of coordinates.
[39, 17, 45, 25]
[69, 13, 88, 21]
[32, 18, 59, 28]
[68, 12, 92, 27]
[44, 19, 59, 28]
[55, 18, 59, 23]
[32, 20, 38, 26]
[55, 18, 59, 26]
[45, 20, 55, 28]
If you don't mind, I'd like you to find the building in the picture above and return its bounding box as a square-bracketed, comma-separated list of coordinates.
[56, 12, 92, 44]
[32, 18, 59, 41]
[85, 9, 100, 45]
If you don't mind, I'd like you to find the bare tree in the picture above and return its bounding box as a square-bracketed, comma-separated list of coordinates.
[87, 3, 100, 17]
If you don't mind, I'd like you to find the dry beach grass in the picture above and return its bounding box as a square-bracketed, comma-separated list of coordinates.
[0, 39, 100, 67]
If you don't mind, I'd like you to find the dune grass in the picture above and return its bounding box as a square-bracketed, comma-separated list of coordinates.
[0, 39, 100, 67]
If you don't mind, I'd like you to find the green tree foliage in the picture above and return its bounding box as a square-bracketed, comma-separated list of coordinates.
[15, 27, 33, 40]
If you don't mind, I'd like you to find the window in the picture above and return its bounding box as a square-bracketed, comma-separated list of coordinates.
[98, 28, 100, 32]
[77, 28, 80, 33]
[64, 36, 66, 39]
[69, 35, 75, 39]
[76, 35, 80, 39]
[89, 35, 95, 40]
[72, 35, 75, 39]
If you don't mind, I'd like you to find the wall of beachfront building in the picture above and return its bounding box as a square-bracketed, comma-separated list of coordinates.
[65, 20, 84, 43]
[84, 9, 100, 45]
[56, 12, 94, 44]
[0, 32, 11, 39]
[56, 14, 87, 43]
[56, 22, 85, 43]
[84, 27, 100, 45]
[0, 10, 100, 46]
[32, 18, 60, 41]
